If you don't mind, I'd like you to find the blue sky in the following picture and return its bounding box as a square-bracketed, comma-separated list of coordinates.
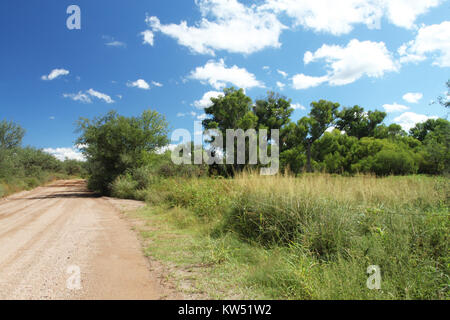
[0, 0, 449, 160]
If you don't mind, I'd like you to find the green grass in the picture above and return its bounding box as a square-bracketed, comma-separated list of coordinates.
[121, 173, 449, 300]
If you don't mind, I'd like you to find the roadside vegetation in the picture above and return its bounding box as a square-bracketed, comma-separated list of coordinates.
[0, 120, 86, 197]
[124, 173, 448, 299]
[65, 81, 450, 299]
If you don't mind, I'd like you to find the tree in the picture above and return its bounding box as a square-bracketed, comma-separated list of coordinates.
[412, 119, 450, 174]
[410, 118, 449, 142]
[203, 87, 258, 173]
[436, 80, 449, 109]
[298, 100, 340, 172]
[374, 123, 407, 139]
[0, 120, 25, 149]
[254, 91, 293, 138]
[76, 110, 169, 193]
[203, 87, 256, 133]
[335, 106, 386, 139]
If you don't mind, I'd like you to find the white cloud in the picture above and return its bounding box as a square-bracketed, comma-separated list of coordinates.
[189, 59, 264, 90]
[399, 21, 450, 67]
[141, 30, 155, 46]
[103, 35, 126, 47]
[193, 91, 224, 109]
[293, 39, 398, 89]
[292, 74, 328, 90]
[106, 40, 126, 47]
[276, 81, 286, 90]
[151, 81, 163, 87]
[127, 79, 150, 90]
[393, 112, 438, 131]
[63, 91, 92, 104]
[41, 68, 69, 81]
[197, 113, 208, 121]
[87, 89, 115, 104]
[383, 0, 442, 30]
[261, 0, 442, 35]
[277, 69, 288, 78]
[145, 0, 286, 55]
[403, 92, 423, 104]
[383, 103, 409, 113]
[43, 147, 85, 162]
[291, 103, 306, 110]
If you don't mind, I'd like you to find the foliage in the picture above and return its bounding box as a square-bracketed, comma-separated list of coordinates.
[76, 110, 169, 193]
[0, 119, 25, 149]
[0, 121, 84, 197]
[117, 172, 450, 300]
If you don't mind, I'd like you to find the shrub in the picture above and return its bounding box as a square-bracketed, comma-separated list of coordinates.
[372, 149, 418, 175]
[110, 174, 138, 199]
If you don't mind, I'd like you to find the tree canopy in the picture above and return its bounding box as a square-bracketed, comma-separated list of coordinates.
[76, 110, 169, 193]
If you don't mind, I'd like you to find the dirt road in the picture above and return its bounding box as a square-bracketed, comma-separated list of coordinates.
[0, 180, 175, 300]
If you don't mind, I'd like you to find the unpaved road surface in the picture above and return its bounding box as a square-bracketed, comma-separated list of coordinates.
[0, 180, 175, 300]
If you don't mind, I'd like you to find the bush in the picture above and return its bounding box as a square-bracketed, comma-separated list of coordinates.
[110, 174, 139, 199]
[372, 149, 418, 175]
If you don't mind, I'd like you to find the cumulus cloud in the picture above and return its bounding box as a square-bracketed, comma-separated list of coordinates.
[383, 0, 442, 30]
[291, 103, 306, 110]
[151, 81, 163, 87]
[144, 0, 286, 55]
[41, 68, 70, 81]
[63, 91, 92, 103]
[43, 147, 85, 161]
[276, 81, 286, 90]
[293, 39, 398, 89]
[189, 59, 264, 90]
[127, 79, 150, 90]
[383, 103, 409, 113]
[86, 89, 115, 104]
[398, 21, 450, 67]
[277, 69, 288, 78]
[141, 30, 155, 46]
[403, 92, 423, 104]
[393, 112, 438, 131]
[292, 74, 328, 90]
[193, 91, 224, 109]
[261, 0, 442, 35]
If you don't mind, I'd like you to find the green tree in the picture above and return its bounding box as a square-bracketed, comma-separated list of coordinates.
[76, 110, 169, 193]
[0, 120, 25, 149]
[254, 91, 293, 137]
[335, 106, 387, 139]
[203, 87, 256, 133]
[410, 118, 448, 141]
[412, 119, 450, 174]
[203, 87, 258, 173]
[298, 100, 340, 172]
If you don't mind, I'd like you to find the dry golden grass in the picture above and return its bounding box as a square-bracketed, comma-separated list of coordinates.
[234, 172, 447, 208]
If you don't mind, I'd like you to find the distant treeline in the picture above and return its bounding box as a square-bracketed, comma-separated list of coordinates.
[201, 87, 449, 176]
[0, 120, 86, 197]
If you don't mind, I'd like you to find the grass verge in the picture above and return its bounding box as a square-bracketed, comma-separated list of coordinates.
[119, 174, 449, 300]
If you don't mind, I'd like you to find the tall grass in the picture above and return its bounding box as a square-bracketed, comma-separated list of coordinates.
[113, 172, 449, 299]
